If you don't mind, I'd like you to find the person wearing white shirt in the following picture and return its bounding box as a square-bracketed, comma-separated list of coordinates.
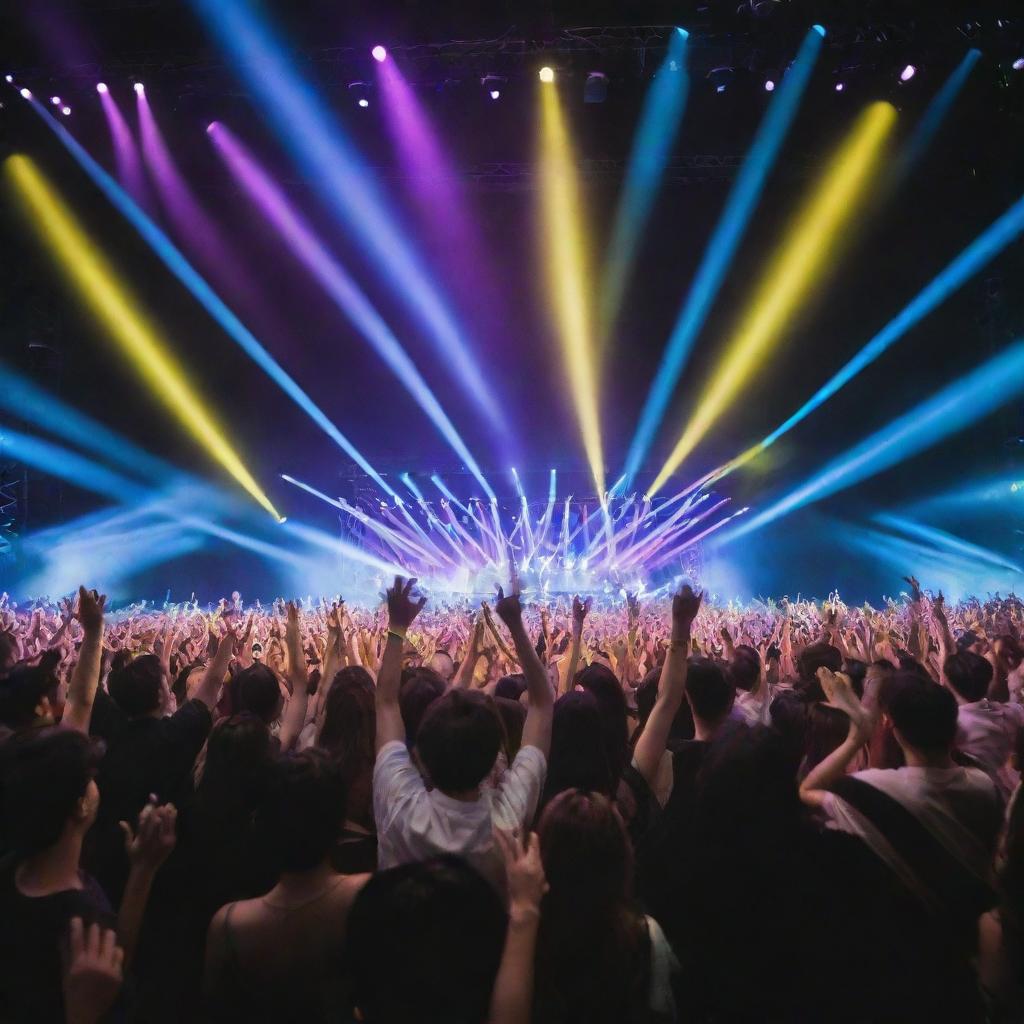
[373, 577, 553, 893]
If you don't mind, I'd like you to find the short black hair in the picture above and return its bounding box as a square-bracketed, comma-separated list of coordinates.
[686, 657, 735, 723]
[261, 749, 347, 873]
[943, 651, 993, 703]
[3, 728, 104, 858]
[729, 646, 761, 693]
[348, 856, 506, 1024]
[399, 667, 446, 746]
[107, 654, 163, 717]
[888, 677, 958, 753]
[236, 664, 282, 723]
[415, 690, 502, 793]
[494, 673, 527, 702]
[796, 643, 842, 700]
[0, 655, 61, 730]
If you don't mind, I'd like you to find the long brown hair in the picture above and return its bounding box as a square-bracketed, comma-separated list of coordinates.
[317, 667, 376, 828]
[534, 789, 652, 1024]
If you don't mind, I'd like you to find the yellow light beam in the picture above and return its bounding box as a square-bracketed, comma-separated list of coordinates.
[539, 80, 606, 496]
[647, 101, 897, 497]
[5, 154, 282, 521]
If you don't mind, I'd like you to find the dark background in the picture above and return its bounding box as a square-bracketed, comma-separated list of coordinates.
[0, 0, 1022, 601]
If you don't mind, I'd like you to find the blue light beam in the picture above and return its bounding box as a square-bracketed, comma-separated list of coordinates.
[717, 340, 1024, 544]
[187, 0, 509, 440]
[622, 25, 824, 482]
[24, 96, 395, 498]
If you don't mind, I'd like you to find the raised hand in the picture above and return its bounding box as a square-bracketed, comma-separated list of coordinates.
[120, 797, 177, 873]
[387, 576, 426, 633]
[571, 595, 592, 633]
[494, 828, 548, 917]
[902, 575, 923, 604]
[672, 584, 703, 630]
[495, 582, 524, 628]
[73, 587, 107, 634]
[63, 918, 124, 1024]
[817, 667, 874, 737]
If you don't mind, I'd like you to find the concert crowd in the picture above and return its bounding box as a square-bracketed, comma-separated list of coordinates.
[2, 576, 1024, 1022]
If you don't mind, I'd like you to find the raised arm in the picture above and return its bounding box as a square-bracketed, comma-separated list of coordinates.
[799, 667, 877, 808]
[453, 615, 485, 689]
[278, 601, 311, 752]
[376, 577, 426, 752]
[63, 588, 107, 735]
[490, 829, 547, 1024]
[495, 585, 554, 757]
[192, 621, 235, 710]
[633, 585, 702, 790]
[558, 595, 590, 697]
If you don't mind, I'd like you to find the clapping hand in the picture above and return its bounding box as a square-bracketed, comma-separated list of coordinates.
[494, 828, 548, 918]
[120, 796, 177, 873]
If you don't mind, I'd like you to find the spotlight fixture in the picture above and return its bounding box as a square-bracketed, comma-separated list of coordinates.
[899, 64, 917, 82]
[4, 74, 12, 83]
[707, 67, 734, 93]
[133, 82, 144, 94]
[50, 95, 60, 105]
[1013, 57, 1024, 71]
[835, 81, 845, 91]
[348, 80, 370, 107]
[764, 78, 775, 91]
[61, 105, 71, 116]
[19, 87, 30, 99]
[584, 71, 608, 104]
[481, 74, 506, 100]
[96, 82, 108, 93]
[371, 45, 387, 62]
[539, 66, 555, 83]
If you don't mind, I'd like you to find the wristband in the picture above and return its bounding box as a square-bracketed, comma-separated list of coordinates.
[388, 628, 407, 643]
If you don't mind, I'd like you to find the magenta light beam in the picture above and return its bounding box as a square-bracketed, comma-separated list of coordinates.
[375, 57, 506, 341]
[136, 90, 284, 340]
[97, 85, 153, 211]
[209, 122, 496, 503]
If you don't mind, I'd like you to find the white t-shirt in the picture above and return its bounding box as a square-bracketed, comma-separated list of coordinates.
[373, 741, 547, 891]
[822, 765, 998, 909]
[957, 700, 1024, 800]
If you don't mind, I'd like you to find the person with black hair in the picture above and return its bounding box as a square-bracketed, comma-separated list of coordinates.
[204, 749, 368, 1023]
[88, 632, 231, 906]
[802, 670, 1002, 951]
[944, 650, 1024, 800]
[347, 855, 507, 1024]
[373, 577, 552, 893]
[0, 728, 175, 1022]
[532, 789, 677, 1024]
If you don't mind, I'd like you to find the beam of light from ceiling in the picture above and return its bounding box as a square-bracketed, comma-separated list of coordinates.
[187, 0, 510, 441]
[374, 56, 507, 329]
[621, 25, 825, 484]
[135, 88, 285, 340]
[891, 48, 981, 183]
[539, 77, 606, 495]
[647, 101, 897, 497]
[873, 513, 1024, 576]
[24, 97, 395, 498]
[0, 361, 181, 485]
[97, 84, 154, 211]
[208, 122, 496, 501]
[5, 154, 283, 521]
[835, 521, 1022, 603]
[598, 27, 690, 344]
[700, 191, 1024, 487]
[710, 339, 1024, 546]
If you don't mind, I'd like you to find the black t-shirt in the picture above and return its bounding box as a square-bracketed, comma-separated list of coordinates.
[88, 690, 212, 904]
[0, 858, 116, 1023]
